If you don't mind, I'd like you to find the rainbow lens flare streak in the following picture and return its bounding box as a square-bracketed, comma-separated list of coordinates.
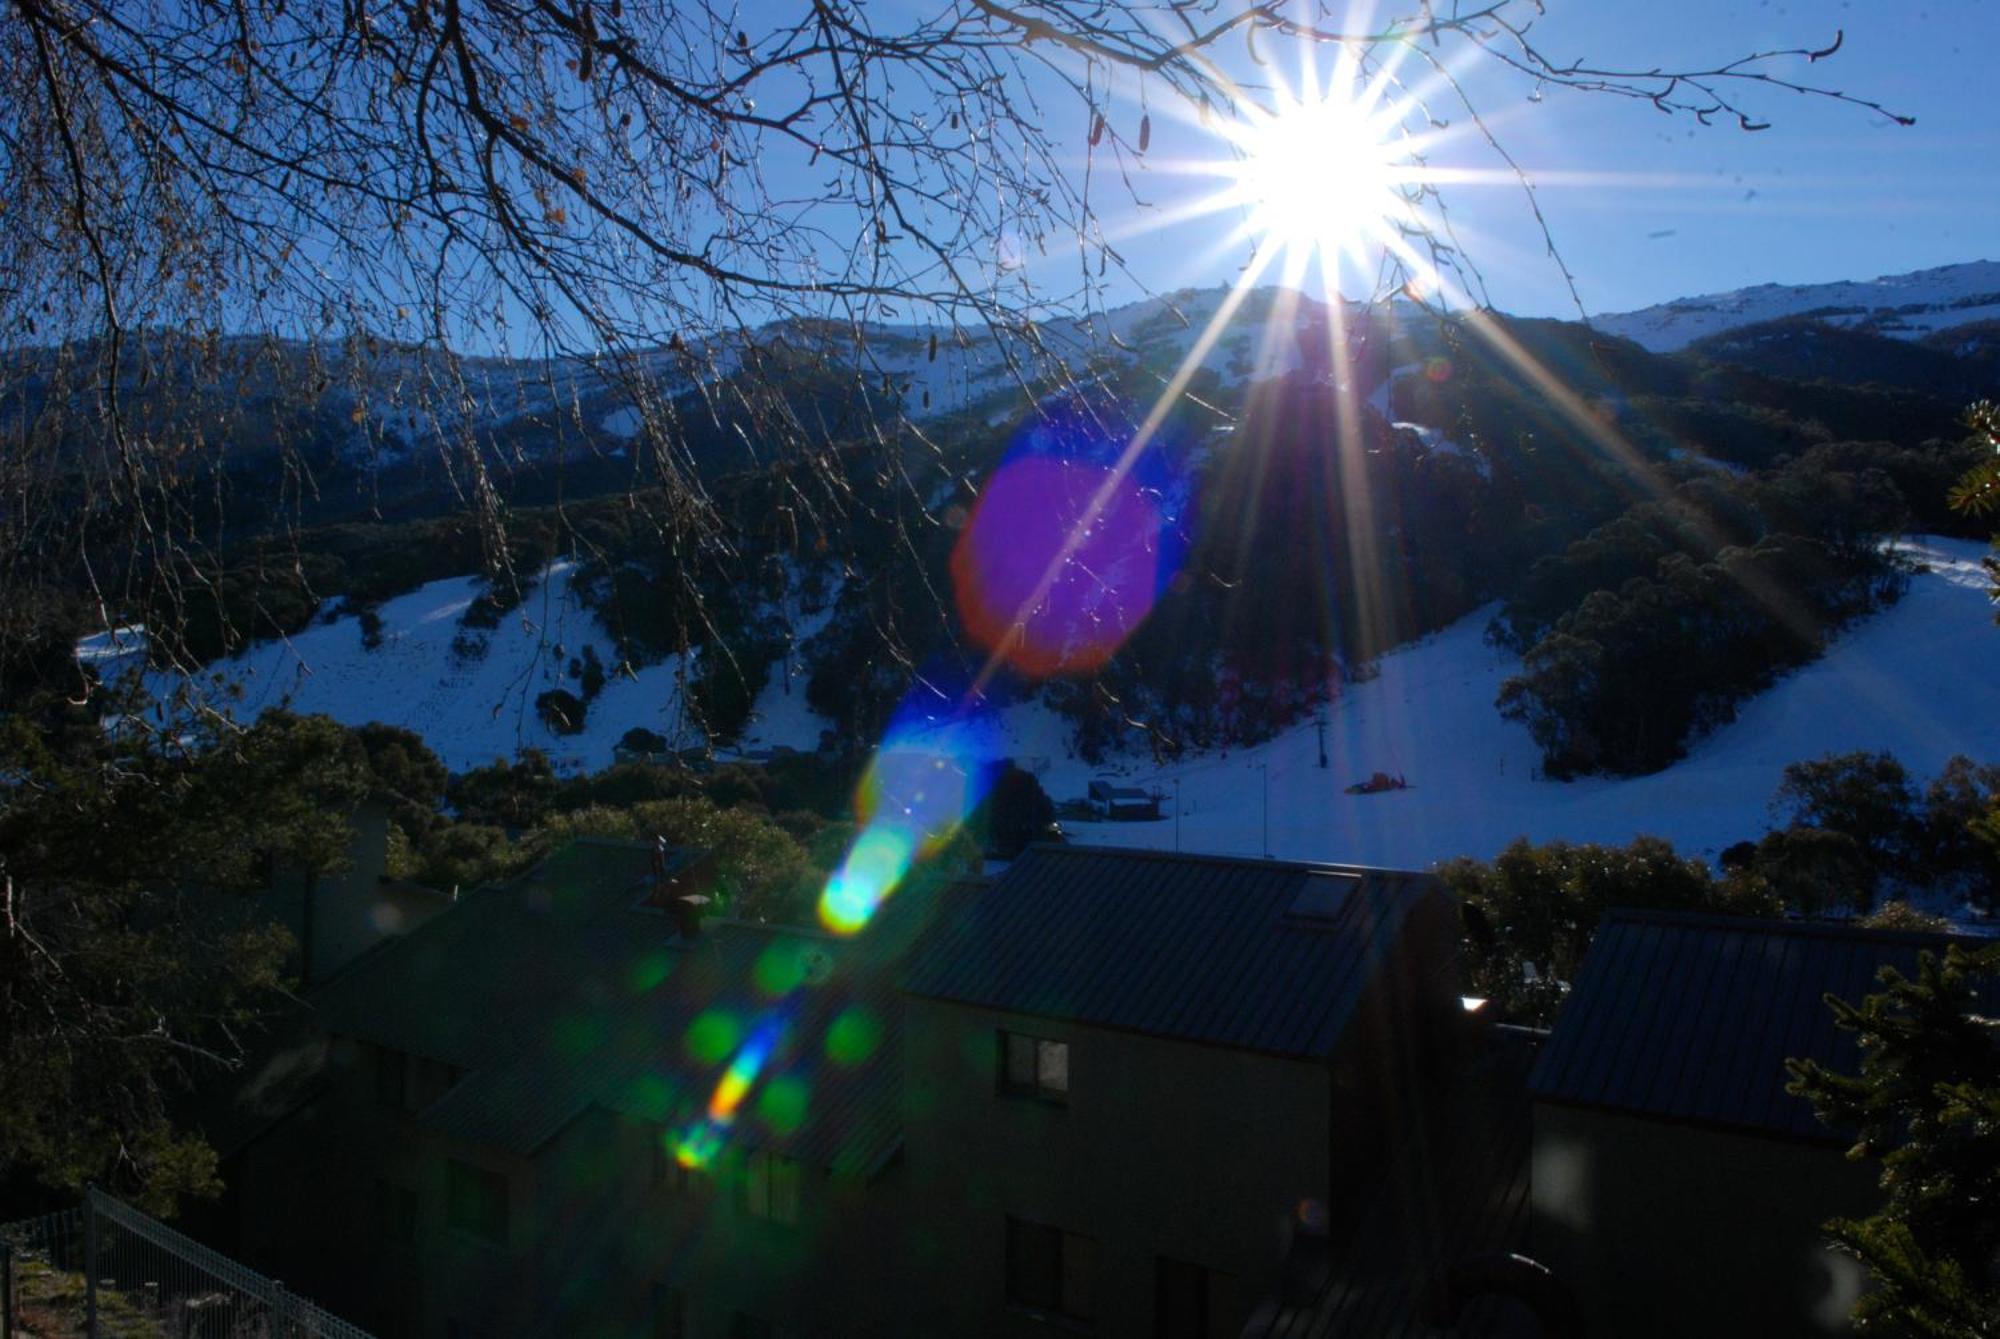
[675, 1007, 788, 1168]
[678, 697, 996, 1168]
[817, 691, 997, 935]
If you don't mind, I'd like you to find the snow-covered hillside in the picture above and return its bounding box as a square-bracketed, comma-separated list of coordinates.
[88, 537, 1999, 875]
[101, 563, 838, 775]
[1593, 261, 2000, 352]
[1060, 537, 2000, 870]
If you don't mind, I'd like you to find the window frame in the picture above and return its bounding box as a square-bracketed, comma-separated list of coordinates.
[1154, 1256, 1232, 1339]
[444, 1158, 509, 1246]
[370, 1177, 420, 1248]
[740, 1149, 802, 1226]
[650, 1283, 688, 1339]
[998, 1029, 1070, 1104]
[373, 1044, 409, 1111]
[1005, 1216, 1096, 1326]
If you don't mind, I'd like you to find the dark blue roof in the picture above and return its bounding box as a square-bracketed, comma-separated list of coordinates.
[900, 844, 1443, 1059]
[1529, 910, 1988, 1141]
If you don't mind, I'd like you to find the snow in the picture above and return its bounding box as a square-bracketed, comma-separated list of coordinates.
[599, 406, 643, 439]
[735, 577, 845, 754]
[77, 624, 148, 668]
[1594, 260, 2000, 352]
[1062, 537, 2000, 870]
[113, 563, 703, 774]
[82, 536, 2000, 882]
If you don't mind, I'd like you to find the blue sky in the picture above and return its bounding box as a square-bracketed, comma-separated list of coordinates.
[1068, 0, 1997, 318]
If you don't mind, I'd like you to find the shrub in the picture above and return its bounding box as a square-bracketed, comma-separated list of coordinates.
[536, 688, 586, 736]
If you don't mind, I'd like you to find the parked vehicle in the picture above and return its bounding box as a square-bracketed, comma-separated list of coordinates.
[1087, 778, 1162, 820]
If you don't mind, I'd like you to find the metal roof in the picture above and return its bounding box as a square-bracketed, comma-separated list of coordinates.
[312, 838, 909, 1172]
[900, 844, 1443, 1059]
[1528, 910, 1989, 1141]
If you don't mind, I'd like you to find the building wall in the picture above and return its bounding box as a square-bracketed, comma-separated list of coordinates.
[530, 1108, 911, 1339]
[232, 1051, 912, 1339]
[1531, 1103, 1876, 1339]
[227, 1037, 539, 1339]
[899, 1000, 1334, 1339]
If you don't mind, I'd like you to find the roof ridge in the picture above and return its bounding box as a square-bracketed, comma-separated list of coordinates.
[1023, 841, 1430, 880]
[1600, 906, 1986, 949]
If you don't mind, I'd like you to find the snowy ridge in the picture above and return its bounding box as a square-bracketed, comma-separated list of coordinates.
[1593, 261, 2000, 352]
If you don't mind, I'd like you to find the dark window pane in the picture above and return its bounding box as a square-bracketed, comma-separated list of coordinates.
[651, 1285, 686, 1339]
[1004, 1032, 1037, 1089]
[1062, 1231, 1096, 1321]
[769, 1157, 801, 1225]
[446, 1159, 507, 1243]
[1006, 1218, 1061, 1312]
[1156, 1257, 1207, 1339]
[375, 1046, 407, 1109]
[744, 1150, 770, 1217]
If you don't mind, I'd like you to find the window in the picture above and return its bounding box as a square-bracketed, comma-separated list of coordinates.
[999, 1030, 1069, 1103]
[1155, 1257, 1233, 1339]
[376, 1047, 459, 1113]
[371, 1178, 419, 1246]
[1006, 1217, 1095, 1324]
[415, 1057, 463, 1109]
[650, 1284, 687, 1339]
[374, 1045, 409, 1110]
[741, 1150, 801, 1225]
[651, 1131, 695, 1196]
[445, 1159, 509, 1244]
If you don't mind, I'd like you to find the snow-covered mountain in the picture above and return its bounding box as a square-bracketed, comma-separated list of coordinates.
[1592, 260, 2000, 352]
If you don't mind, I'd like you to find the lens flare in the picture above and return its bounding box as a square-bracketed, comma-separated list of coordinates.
[820, 826, 918, 934]
[817, 685, 999, 935]
[689, 689, 999, 1168]
[951, 399, 1189, 681]
[675, 1008, 787, 1168]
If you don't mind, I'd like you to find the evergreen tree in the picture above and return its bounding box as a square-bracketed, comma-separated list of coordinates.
[1949, 400, 2000, 613]
[0, 712, 369, 1216]
[1786, 942, 2000, 1338]
[1439, 836, 1776, 1026]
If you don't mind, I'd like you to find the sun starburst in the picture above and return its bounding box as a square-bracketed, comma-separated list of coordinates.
[1215, 74, 1429, 284]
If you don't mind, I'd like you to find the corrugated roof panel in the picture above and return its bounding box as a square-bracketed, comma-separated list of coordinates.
[1530, 910, 1991, 1140]
[1656, 920, 1750, 1125]
[900, 845, 1444, 1059]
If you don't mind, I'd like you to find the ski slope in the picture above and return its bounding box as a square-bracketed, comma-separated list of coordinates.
[90, 538, 1998, 871]
[117, 562, 838, 775]
[1060, 537, 2000, 869]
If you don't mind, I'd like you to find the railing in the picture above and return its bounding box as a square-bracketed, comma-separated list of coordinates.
[1, 1185, 373, 1338]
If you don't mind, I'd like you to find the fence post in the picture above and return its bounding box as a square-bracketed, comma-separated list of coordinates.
[3, 1237, 14, 1339]
[273, 1279, 304, 1339]
[83, 1186, 98, 1339]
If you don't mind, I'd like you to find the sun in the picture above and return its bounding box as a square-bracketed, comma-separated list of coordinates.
[1221, 83, 1422, 275]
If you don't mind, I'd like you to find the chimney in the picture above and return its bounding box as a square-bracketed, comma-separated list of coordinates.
[648, 839, 720, 934]
[673, 893, 713, 940]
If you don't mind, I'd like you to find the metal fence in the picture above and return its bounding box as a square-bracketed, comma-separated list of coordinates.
[1, 1185, 373, 1339]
